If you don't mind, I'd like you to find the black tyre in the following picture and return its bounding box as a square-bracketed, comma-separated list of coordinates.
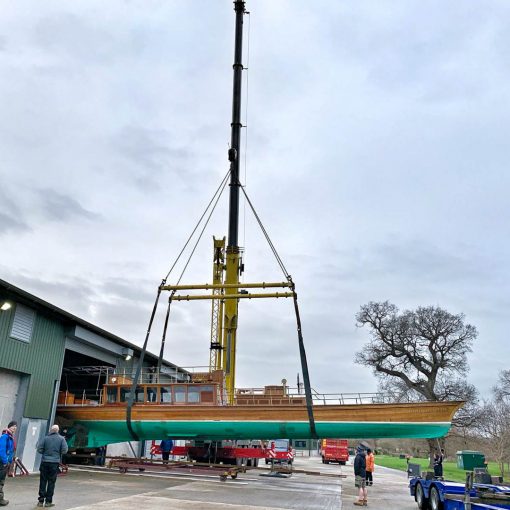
[321, 457, 325, 464]
[253, 458, 259, 467]
[415, 483, 429, 510]
[429, 486, 442, 510]
[340, 461, 346, 465]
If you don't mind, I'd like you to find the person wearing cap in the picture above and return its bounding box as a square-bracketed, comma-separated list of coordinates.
[353, 444, 368, 506]
[0, 420, 17, 506]
[36, 424, 68, 508]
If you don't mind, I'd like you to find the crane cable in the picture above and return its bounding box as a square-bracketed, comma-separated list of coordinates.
[238, 182, 317, 438]
[126, 171, 230, 441]
[155, 172, 230, 374]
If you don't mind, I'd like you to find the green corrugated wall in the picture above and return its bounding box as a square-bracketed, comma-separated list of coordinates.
[0, 304, 65, 418]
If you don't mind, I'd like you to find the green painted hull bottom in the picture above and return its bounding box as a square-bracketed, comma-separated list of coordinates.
[72, 420, 452, 447]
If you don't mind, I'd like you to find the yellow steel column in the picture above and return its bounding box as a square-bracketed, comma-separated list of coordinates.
[209, 237, 225, 372]
[222, 246, 240, 403]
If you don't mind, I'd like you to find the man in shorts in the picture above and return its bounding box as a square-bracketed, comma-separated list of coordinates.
[353, 444, 368, 506]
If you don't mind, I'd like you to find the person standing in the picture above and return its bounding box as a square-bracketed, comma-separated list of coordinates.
[353, 444, 368, 506]
[0, 421, 17, 506]
[433, 448, 444, 478]
[365, 448, 375, 486]
[37, 424, 68, 508]
[160, 439, 174, 464]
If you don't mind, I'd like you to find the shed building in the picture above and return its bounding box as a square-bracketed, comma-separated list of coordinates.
[0, 278, 187, 471]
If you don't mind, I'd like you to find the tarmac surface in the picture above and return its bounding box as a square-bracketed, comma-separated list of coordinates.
[2, 456, 417, 509]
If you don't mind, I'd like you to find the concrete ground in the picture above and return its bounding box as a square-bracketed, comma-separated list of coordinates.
[2, 456, 416, 509]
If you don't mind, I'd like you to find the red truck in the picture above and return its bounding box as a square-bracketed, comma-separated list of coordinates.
[320, 439, 349, 465]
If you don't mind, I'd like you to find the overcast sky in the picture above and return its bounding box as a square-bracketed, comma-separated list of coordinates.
[1, 1, 509, 397]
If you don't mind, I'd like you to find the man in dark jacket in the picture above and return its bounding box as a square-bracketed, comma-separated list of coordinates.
[353, 444, 368, 506]
[434, 448, 445, 477]
[36, 425, 68, 508]
[0, 421, 17, 506]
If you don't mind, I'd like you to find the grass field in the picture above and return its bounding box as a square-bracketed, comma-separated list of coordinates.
[374, 455, 506, 483]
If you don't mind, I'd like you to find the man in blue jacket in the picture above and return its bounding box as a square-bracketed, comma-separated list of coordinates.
[160, 439, 174, 464]
[0, 420, 17, 506]
[36, 424, 68, 508]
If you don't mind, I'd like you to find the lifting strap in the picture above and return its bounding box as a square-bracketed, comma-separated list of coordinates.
[290, 279, 317, 439]
[238, 182, 318, 439]
[126, 281, 164, 441]
[156, 292, 175, 380]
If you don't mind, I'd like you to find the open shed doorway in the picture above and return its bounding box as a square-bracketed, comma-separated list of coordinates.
[59, 350, 115, 406]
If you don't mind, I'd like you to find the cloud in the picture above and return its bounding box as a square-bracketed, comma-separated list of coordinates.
[0, 212, 31, 235]
[0, 190, 31, 235]
[112, 126, 193, 190]
[37, 189, 100, 223]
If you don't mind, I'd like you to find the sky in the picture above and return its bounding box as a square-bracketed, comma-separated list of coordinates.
[1, 0, 509, 398]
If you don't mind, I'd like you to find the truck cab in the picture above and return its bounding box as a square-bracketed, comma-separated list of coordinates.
[264, 439, 294, 465]
[320, 439, 349, 465]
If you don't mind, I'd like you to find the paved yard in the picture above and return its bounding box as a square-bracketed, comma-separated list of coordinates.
[2, 456, 415, 509]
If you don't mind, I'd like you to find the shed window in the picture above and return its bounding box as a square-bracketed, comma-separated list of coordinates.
[10, 304, 35, 343]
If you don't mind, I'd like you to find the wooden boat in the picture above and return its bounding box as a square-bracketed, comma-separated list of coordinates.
[57, 374, 463, 447]
[57, 1, 464, 446]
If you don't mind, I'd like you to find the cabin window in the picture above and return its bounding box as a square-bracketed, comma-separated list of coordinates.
[200, 385, 214, 403]
[187, 386, 200, 403]
[135, 386, 144, 402]
[160, 387, 172, 403]
[120, 387, 132, 402]
[173, 385, 186, 403]
[107, 387, 118, 403]
[146, 387, 158, 402]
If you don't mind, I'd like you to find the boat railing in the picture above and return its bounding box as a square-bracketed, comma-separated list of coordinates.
[233, 386, 386, 405]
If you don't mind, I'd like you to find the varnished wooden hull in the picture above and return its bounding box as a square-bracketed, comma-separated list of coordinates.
[57, 401, 463, 447]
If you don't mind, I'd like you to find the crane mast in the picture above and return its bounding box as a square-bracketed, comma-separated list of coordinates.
[213, 0, 246, 402]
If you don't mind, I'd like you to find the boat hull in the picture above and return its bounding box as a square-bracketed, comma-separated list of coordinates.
[57, 401, 462, 447]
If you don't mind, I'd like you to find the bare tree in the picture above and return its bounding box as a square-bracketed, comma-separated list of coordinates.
[355, 301, 478, 464]
[479, 399, 510, 478]
[493, 370, 510, 401]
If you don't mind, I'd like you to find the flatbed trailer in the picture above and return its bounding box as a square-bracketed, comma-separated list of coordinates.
[410, 476, 510, 510]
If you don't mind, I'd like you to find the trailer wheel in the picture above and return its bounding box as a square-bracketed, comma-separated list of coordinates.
[415, 482, 428, 510]
[321, 457, 325, 464]
[339, 461, 346, 465]
[429, 486, 442, 510]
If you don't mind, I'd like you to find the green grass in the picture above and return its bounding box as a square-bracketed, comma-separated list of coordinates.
[375, 455, 507, 483]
